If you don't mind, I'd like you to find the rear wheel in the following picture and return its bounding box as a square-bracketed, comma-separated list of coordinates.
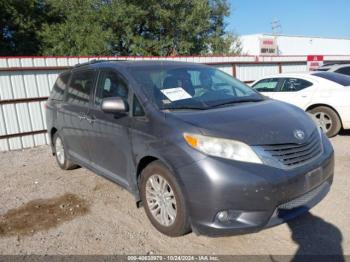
[139, 161, 190, 237]
[308, 106, 341, 137]
[53, 133, 77, 170]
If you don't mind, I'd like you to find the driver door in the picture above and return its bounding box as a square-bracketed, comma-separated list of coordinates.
[85, 69, 133, 187]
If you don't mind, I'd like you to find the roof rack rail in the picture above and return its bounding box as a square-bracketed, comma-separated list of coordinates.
[73, 59, 126, 68]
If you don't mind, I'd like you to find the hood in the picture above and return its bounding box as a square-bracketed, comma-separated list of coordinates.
[169, 100, 317, 145]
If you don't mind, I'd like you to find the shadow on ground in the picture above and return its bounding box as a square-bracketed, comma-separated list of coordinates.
[286, 212, 344, 261]
[339, 129, 350, 136]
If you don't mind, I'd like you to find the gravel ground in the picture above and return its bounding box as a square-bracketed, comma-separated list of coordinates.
[0, 133, 349, 256]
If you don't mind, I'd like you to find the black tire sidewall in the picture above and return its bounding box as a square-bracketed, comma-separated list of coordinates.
[309, 106, 341, 137]
[140, 161, 190, 237]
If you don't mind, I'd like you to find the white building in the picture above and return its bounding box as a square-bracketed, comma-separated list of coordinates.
[239, 34, 350, 56]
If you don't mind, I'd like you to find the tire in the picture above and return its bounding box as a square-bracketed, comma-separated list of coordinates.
[308, 106, 341, 137]
[139, 160, 191, 237]
[53, 133, 78, 170]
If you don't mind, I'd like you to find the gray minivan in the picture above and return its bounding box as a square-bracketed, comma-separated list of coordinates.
[46, 60, 334, 237]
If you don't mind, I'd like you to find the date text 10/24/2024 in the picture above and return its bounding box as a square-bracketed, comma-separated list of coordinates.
[127, 255, 219, 261]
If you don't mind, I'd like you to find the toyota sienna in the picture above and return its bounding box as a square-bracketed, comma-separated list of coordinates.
[46, 60, 334, 236]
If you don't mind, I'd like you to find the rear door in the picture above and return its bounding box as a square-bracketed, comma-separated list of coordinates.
[85, 69, 133, 187]
[61, 69, 97, 165]
[272, 77, 315, 109]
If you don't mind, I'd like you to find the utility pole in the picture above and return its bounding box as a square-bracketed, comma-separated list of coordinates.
[271, 19, 282, 55]
[271, 19, 282, 35]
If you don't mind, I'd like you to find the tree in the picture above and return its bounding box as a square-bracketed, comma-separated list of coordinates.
[206, 0, 242, 54]
[40, 0, 114, 55]
[0, 0, 58, 55]
[41, 0, 240, 56]
[0, 0, 240, 56]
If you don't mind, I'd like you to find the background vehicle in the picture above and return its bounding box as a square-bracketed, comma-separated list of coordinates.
[316, 63, 350, 76]
[46, 60, 334, 237]
[252, 72, 350, 137]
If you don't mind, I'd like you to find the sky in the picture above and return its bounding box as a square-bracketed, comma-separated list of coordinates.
[226, 0, 350, 38]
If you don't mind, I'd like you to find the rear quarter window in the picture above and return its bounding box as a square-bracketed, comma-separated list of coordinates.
[50, 72, 71, 101]
[313, 72, 350, 86]
[280, 78, 313, 92]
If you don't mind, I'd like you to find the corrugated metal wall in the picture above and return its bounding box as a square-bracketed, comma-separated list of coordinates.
[1, 55, 349, 151]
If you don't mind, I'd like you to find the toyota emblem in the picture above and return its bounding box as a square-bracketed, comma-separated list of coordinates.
[294, 129, 305, 140]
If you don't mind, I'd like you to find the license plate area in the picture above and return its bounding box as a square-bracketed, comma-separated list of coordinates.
[305, 166, 324, 188]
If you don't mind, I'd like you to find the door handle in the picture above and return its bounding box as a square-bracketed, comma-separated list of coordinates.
[78, 115, 86, 120]
[85, 115, 95, 124]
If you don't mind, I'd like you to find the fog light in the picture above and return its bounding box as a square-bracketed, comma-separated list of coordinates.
[216, 210, 241, 223]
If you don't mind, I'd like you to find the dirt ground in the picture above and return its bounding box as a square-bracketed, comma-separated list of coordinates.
[0, 133, 349, 256]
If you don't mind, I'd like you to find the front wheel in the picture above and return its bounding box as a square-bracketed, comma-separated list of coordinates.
[139, 161, 190, 237]
[308, 106, 341, 137]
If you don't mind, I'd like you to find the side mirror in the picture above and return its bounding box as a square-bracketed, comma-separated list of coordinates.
[101, 97, 129, 114]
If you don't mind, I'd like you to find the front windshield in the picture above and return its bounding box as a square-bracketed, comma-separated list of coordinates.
[129, 64, 264, 110]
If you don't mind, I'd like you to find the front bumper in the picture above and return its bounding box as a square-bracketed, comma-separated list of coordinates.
[175, 135, 334, 236]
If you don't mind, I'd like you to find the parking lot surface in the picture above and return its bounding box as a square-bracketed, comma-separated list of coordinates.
[0, 133, 349, 256]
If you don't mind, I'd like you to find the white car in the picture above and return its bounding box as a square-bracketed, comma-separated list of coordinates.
[252, 72, 350, 137]
[316, 63, 350, 76]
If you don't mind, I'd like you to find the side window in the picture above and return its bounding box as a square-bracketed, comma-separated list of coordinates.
[280, 78, 312, 92]
[51, 72, 70, 101]
[252, 78, 279, 92]
[335, 67, 350, 76]
[67, 70, 95, 105]
[95, 70, 128, 106]
[133, 95, 145, 117]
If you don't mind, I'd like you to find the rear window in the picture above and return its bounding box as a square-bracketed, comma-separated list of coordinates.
[335, 67, 350, 76]
[313, 72, 350, 86]
[315, 68, 329, 72]
[50, 72, 70, 101]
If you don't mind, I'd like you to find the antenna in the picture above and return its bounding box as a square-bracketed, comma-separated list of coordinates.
[271, 19, 282, 35]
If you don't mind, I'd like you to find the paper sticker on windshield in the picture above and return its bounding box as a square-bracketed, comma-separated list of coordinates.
[161, 87, 192, 101]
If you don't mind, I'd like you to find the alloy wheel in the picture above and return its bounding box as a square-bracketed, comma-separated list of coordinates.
[314, 111, 332, 133]
[55, 137, 65, 165]
[145, 174, 177, 227]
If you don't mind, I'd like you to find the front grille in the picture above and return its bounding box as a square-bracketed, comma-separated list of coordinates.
[278, 182, 329, 210]
[261, 131, 322, 167]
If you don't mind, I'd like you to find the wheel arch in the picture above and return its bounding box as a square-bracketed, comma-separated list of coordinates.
[49, 127, 58, 155]
[136, 156, 159, 180]
[134, 154, 189, 209]
[306, 103, 343, 128]
[50, 127, 58, 143]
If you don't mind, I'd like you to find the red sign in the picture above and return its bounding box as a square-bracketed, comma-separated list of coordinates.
[262, 40, 274, 46]
[307, 55, 324, 71]
[260, 38, 277, 55]
[307, 55, 324, 62]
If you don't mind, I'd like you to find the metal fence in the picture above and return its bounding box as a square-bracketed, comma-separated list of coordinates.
[1, 55, 349, 151]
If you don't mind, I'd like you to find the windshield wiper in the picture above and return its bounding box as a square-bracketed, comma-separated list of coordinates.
[209, 98, 263, 108]
[162, 106, 207, 111]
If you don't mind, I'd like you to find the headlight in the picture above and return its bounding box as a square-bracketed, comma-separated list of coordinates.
[183, 133, 262, 164]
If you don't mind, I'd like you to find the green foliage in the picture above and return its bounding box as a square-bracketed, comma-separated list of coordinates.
[0, 0, 57, 55]
[40, 0, 114, 55]
[1, 0, 241, 56]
